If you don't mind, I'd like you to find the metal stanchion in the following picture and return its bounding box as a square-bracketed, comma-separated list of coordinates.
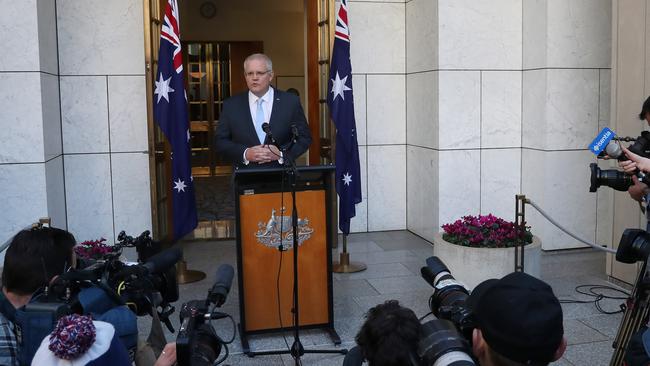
[332, 234, 366, 273]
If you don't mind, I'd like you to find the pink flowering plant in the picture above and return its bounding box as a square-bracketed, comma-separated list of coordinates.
[74, 238, 114, 260]
[441, 214, 533, 248]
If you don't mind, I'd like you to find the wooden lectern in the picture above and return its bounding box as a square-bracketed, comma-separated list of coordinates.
[233, 165, 340, 354]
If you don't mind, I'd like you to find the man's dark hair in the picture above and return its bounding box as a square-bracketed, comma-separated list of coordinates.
[640, 96, 650, 120]
[2, 227, 76, 296]
[355, 300, 420, 366]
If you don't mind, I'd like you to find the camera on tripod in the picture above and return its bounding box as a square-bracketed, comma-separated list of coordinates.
[590, 131, 650, 192]
[176, 264, 236, 366]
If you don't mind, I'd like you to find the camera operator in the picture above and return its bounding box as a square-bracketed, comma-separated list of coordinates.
[467, 272, 566, 366]
[620, 97, 650, 215]
[0, 226, 76, 365]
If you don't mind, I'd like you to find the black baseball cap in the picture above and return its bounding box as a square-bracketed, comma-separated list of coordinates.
[466, 272, 564, 364]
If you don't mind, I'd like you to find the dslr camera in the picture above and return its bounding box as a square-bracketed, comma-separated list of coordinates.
[416, 256, 477, 366]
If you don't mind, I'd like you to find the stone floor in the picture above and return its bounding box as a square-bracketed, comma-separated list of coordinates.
[138, 231, 630, 365]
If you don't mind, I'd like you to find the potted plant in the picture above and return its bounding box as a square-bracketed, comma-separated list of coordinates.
[433, 214, 541, 289]
[74, 238, 114, 261]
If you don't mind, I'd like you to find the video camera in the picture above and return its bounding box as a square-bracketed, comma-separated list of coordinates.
[176, 264, 236, 366]
[590, 131, 650, 192]
[417, 256, 477, 366]
[16, 230, 181, 364]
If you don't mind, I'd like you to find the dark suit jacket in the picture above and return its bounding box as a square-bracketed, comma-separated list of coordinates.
[215, 88, 312, 166]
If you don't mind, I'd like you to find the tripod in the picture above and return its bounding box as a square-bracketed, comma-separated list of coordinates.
[610, 260, 650, 366]
[248, 136, 348, 364]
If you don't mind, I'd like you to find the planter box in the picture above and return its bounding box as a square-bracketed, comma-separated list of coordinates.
[432, 233, 541, 290]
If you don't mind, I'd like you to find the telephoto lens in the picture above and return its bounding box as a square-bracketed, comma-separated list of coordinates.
[589, 163, 633, 192]
[418, 319, 476, 366]
[421, 256, 470, 315]
[617, 228, 650, 264]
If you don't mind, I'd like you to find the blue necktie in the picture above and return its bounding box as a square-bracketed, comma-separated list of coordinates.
[255, 99, 266, 144]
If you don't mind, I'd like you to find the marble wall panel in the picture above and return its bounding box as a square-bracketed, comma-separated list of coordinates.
[595, 159, 615, 248]
[522, 69, 548, 149]
[64, 154, 114, 244]
[523, 0, 548, 69]
[437, 149, 481, 231]
[348, 2, 405, 74]
[406, 71, 438, 149]
[57, 0, 145, 75]
[108, 76, 148, 152]
[0, 73, 44, 163]
[367, 74, 406, 145]
[480, 149, 521, 220]
[599, 69, 612, 131]
[545, 69, 599, 150]
[406, 0, 437, 73]
[37, 0, 58, 74]
[352, 75, 367, 146]
[546, 0, 612, 69]
[481, 71, 522, 148]
[438, 0, 522, 70]
[0, 163, 47, 262]
[438, 71, 480, 149]
[0, 1, 39, 71]
[45, 156, 67, 229]
[521, 149, 596, 250]
[349, 146, 368, 233]
[61, 76, 109, 154]
[111, 153, 152, 240]
[407, 146, 438, 241]
[41, 73, 62, 161]
[368, 145, 406, 231]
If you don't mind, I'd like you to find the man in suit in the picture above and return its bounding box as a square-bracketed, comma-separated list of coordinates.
[215, 53, 311, 166]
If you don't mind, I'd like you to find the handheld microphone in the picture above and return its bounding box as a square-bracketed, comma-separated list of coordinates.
[207, 264, 234, 307]
[261, 122, 277, 146]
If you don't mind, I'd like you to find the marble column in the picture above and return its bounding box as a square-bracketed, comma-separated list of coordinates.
[0, 0, 64, 259]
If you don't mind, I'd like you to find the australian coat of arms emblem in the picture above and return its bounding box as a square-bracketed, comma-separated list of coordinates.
[255, 208, 314, 250]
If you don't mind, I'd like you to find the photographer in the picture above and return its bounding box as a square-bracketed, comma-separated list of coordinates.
[0, 226, 76, 366]
[467, 272, 566, 366]
[346, 300, 421, 366]
[620, 97, 650, 174]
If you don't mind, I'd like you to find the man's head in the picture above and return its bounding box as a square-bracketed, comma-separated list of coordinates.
[467, 272, 566, 366]
[244, 53, 274, 97]
[639, 96, 650, 123]
[355, 300, 420, 366]
[2, 227, 76, 296]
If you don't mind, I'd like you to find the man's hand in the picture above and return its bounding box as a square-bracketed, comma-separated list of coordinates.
[628, 175, 649, 202]
[245, 145, 281, 164]
[621, 147, 650, 173]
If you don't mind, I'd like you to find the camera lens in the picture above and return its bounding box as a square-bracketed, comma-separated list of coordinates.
[617, 229, 650, 264]
[589, 163, 633, 192]
[418, 319, 475, 366]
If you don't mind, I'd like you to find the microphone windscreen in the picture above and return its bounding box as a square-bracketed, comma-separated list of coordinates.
[605, 141, 623, 159]
[262, 122, 271, 133]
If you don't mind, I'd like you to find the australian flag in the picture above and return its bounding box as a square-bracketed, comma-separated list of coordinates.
[328, 0, 362, 235]
[153, 0, 197, 240]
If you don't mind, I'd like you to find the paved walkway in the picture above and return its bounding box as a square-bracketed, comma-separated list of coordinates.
[139, 231, 629, 365]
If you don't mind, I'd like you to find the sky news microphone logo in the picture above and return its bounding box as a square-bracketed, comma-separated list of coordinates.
[589, 127, 616, 155]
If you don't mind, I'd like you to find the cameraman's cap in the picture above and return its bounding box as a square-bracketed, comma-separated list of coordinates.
[466, 272, 563, 364]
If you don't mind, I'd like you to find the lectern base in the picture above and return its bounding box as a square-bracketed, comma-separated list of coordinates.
[332, 252, 367, 273]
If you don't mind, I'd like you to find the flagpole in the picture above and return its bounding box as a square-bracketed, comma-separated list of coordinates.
[332, 234, 366, 273]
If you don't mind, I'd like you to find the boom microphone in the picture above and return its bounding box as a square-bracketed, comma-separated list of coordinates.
[207, 264, 234, 306]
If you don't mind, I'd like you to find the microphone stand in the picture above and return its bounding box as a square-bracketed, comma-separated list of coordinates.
[249, 127, 347, 364]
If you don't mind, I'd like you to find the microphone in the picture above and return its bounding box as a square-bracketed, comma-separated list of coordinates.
[261, 122, 276, 146]
[207, 264, 234, 306]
